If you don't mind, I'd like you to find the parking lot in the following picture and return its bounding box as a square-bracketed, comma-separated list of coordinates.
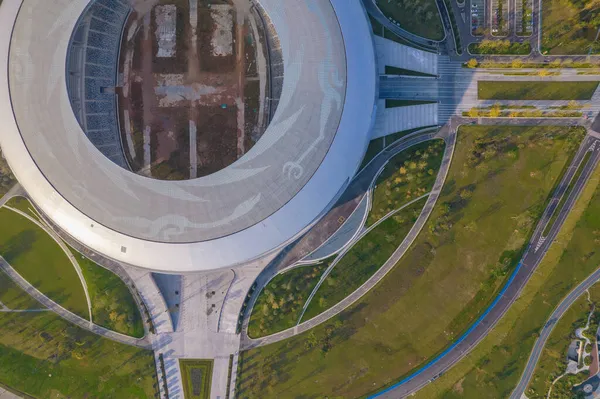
[515, 0, 533, 36]
[471, 0, 487, 36]
[491, 0, 509, 36]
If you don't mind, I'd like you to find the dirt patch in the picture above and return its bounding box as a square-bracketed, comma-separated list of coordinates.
[116, 0, 270, 180]
[195, 104, 238, 177]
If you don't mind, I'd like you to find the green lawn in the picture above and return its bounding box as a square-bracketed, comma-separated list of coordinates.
[375, 0, 444, 40]
[71, 246, 145, 338]
[5, 196, 40, 221]
[541, 0, 600, 55]
[301, 197, 427, 322]
[367, 139, 444, 226]
[247, 258, 333, 338]
[468, 40, 531, 55]
[0, 274, 158, 399]
[359, 127, 437, 170]
[235, 125, 584, 399]
[415, 154, 600, 399]
[0, 271, 40, 310]
[0, 207, 89, 319]
[478, 81, 600, 100]
[180, 359, 213, 399]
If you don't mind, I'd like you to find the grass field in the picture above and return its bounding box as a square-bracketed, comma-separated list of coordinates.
[525, 285, 600, 398]
[301, 197, 427, 322]
[541, 0, 600, 55]
[0, 207, 89, 319]
[375, 0, 444, 40]
[71, 246, 144, 338]
[359, 127, 437, 170]
[0, 271, 40, 311]
[180, 359, 213, 399]
[247, 258, 332, 338]
[367, 139, 444, 226]
[478, 81, 600, 100]
[415, 155, 600, 399]
[236, 125, 583, 398]
[468, 40, 531, 55]
[4, 197, 39, 221]
[0, 274, 157, 398]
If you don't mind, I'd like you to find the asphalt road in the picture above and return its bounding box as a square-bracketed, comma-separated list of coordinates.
[372, 132, 600, 398]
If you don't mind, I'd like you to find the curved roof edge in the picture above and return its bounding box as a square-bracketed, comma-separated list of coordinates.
[0, 0, 378, 272]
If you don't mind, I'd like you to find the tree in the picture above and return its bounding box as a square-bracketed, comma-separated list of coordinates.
[538, 69, 551, 77]
[467, 58, 479, 68]
[489, 106, 501, 118]
[468, 108, 479, 118]
[511, 58, 523, 68]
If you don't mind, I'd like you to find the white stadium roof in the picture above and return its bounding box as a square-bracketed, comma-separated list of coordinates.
[0, 0, 378, 272]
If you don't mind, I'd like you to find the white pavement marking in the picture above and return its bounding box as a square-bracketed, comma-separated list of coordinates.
[143, 125, 151, 171]
[189, 120, 197, 179]
[123, 110, 137, 160]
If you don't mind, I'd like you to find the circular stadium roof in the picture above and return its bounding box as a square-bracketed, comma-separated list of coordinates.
[0, 0, 378, 272]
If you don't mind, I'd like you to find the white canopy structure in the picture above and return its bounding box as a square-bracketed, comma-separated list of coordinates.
[0, 0, 378, 272]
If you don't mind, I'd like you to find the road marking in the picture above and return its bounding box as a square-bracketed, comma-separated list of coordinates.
[534, 236, 546, 253]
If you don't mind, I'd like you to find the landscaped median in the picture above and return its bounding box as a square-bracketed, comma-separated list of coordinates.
[468, 40, 531, 55]
[0, 272, 158, 398]
[367, 139, 445, 226]
[247, 257, 333, 338]
[463, 107, 582, 118]
[415, 146, 600, 399]
[478, 81, 600, 100]
[180, 359, 213, 399]
[236, 125, 584, 398]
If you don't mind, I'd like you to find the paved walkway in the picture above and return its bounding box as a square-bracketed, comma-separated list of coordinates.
[0, 388, 21, 399]
[241, 125, 456, 350]
[302, 194, 370, 262]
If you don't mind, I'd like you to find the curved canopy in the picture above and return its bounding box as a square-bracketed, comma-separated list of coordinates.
[0, 0, 378, 271]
